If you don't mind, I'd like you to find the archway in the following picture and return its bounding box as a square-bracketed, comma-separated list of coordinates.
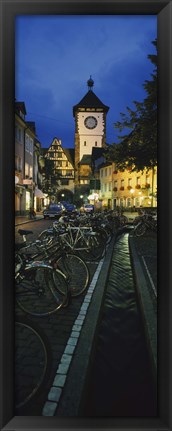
[57, 189, 74, 203]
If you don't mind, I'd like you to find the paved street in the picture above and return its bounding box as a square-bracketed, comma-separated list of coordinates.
[15, 217, 157, 416]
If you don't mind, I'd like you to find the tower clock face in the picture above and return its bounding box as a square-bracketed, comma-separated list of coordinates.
[84, 116, 98, 129]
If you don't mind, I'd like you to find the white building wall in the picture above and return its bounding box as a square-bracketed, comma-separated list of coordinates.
[77, 112, 104, 160]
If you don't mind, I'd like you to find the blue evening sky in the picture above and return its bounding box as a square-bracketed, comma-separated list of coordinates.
[15, 15, 157, 149]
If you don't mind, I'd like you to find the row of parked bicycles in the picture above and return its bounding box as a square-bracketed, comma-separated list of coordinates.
[15, 211, 116, 316]
[15, 211, 116, 409]
[15, 208, 157, 410]
[15, 208, 157, 319]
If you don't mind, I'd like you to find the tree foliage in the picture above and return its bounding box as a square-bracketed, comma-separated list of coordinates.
[42, 158, 60, 195]
[106, 40, 157, 172]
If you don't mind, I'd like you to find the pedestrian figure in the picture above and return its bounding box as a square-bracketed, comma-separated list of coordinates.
[29, 207, 36, 220]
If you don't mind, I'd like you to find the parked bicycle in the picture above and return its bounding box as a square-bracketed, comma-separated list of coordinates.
[15, 230, 70, 317]
[16, 228, 90, 300]
[133, 212, 157, 237]
[15, 316, 52, 409]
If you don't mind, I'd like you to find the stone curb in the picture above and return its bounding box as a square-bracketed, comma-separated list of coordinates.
[56, 233, 117, 417]
[15, 216, 43, 226]
[129, 235, 157, 384]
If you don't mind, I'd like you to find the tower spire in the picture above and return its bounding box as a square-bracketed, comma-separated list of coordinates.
[87, 75, 94, 91]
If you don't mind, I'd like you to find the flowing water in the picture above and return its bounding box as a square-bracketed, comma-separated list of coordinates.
[83, 233, 157, 417]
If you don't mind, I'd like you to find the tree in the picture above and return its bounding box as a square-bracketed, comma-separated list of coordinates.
[42, 158, 60, 197]
[106, 40, 157, 173]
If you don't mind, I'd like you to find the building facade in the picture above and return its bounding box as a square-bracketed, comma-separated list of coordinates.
[15, 102, 37, 215]
[43, 138, 75, 202]
[73, 77, 109, 186]
[98, 163, 157, 210]
[15, 101, 45, 215]
[15, 102, 26, 214]
[112, 166, 157, 209]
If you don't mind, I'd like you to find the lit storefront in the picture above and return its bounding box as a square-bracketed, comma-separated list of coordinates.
[25, 191, 31, 210]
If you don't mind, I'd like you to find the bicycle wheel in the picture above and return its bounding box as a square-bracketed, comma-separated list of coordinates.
[15, 252, 23, 274]
[134, 222, 147, 237]
[15, 317, 52, 409]
[53, 253, 90, 297]
[95, 227, 112, 245]
[37, 229, 55, 247]
[16, 265, 68, 316]
[120, 215, 128, 226]
[79, 232, 105, 261]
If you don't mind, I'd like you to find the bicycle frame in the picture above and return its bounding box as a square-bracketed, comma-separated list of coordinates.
[59, 225, 97, 252]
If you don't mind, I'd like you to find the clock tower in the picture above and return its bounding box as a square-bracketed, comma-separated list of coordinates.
[73, 77, 109, 185]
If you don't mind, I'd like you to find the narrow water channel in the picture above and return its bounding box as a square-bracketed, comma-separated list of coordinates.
[83, 233, 157, 417]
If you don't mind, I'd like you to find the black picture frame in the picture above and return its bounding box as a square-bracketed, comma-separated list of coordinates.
[0, 0, 171, 430]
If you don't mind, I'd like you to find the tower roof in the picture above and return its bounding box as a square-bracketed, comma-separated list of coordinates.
[15, 101, 27, 116]
[87, 75, 94, 90]
[73, 90, 109, 116]
[63, 148, 75, 166]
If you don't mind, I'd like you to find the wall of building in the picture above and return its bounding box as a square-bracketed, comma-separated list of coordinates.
[77, 112, 104, 160]
[112, 167, 157, 208]
[99, 164, 157, 209]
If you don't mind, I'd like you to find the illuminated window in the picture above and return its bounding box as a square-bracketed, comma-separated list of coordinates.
[29, 166, 33, 179]
[25, 163, 29, 177]
[25, 191, 31, 210]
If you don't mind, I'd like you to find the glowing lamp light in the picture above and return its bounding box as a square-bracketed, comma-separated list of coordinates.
[88, 193, 99, 201]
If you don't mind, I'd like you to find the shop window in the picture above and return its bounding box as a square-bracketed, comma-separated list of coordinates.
[25, 162, 29, 177]
[127, 198, 131, 207]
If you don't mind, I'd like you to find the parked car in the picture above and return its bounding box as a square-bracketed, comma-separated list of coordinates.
[61, 201, 77, 214]
[80, 204, 94, 213]
[43, 203, 65, 219]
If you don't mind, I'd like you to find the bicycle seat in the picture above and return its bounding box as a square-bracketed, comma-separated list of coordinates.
[18, 229, 33, 236]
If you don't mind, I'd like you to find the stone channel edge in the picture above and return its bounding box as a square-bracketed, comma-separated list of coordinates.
[129, 235, 157, 387]
[51, 233, 117, 417]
